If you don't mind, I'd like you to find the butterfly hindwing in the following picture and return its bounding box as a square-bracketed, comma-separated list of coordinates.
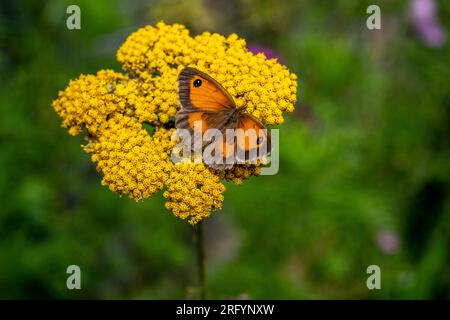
[235, 114, 271, 162]
[202, 134, 236, 170]
[176, 108, 233, 149]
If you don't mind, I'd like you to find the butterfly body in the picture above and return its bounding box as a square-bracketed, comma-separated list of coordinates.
[176, 67, 271, 169]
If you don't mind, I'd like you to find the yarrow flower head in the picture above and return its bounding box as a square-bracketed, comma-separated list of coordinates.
[52, 22, 298, 224]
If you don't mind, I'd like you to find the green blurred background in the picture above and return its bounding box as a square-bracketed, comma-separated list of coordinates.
[1, 0, 449, 299]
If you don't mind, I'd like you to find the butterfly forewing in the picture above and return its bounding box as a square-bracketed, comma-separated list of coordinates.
[178, 67, 235, 112]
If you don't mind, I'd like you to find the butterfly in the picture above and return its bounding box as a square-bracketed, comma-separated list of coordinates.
[175, 67, 271, 170]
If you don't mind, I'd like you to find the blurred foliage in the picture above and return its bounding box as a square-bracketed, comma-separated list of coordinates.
[0, 0, 449, 299]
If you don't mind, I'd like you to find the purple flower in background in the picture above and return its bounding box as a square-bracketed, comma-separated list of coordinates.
[376, 230, 401, 255]
[410, 0, 447, 47]
[247, 43, 282, 61]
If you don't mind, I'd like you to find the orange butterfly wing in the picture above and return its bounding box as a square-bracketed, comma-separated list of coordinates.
[235, 114, 271, 161]
[203, 134, 237, 170]
[204, 114, 271, 169]
[177, 67, 235, 113]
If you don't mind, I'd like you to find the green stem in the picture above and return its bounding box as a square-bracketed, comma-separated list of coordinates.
[195, 220, 207, 299]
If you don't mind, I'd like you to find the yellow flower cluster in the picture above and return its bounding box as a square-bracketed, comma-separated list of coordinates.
[224, 164, 261, 185]
[52, 22, 297, 224]
[117, 22, 297, 125]
[164, 163, 225, 224]
[52, 70, 127, 135]
[84, 114, 174, 200]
